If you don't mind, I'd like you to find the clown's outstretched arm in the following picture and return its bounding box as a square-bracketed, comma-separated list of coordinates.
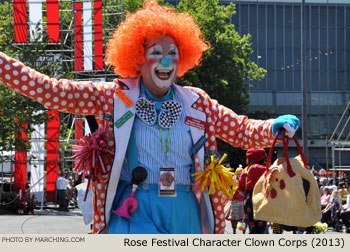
[0, 52, 115, 117]
[188, 87, 299, 150]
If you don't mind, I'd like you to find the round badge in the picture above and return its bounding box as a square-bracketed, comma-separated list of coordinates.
[160, 173, 174, 187]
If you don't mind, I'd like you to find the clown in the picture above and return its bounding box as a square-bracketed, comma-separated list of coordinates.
[238, 148, 268, 234]
[0, 1, 300, 234]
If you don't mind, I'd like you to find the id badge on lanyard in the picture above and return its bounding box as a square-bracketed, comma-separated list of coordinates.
[159, 167, 176, 197]
[157, 126, 177, 197]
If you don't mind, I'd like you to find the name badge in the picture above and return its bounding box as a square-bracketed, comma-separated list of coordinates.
[185, 116, 206, 130]
[114, 111, 133, 128]
[116, 88, 134, 107]
[103, 113, 113, 123]
[159, 167, 176, 197]
[191, 136, 207, 156]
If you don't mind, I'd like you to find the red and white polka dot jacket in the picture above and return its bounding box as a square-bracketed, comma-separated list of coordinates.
[0, 52, 276, 233]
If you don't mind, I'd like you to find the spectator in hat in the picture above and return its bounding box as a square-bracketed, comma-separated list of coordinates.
[238, 148, 267, 234]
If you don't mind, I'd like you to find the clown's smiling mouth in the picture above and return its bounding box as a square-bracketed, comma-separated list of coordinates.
[155, 69, 173, 80]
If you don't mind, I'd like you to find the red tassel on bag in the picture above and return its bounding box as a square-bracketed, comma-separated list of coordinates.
[72, 125, 114, 200]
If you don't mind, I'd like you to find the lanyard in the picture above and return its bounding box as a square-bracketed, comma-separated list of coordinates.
[145, 86, 175, 167]
[157, 125, 172, 167]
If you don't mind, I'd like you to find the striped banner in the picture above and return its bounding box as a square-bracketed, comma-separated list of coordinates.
[46, 110, 60, 202]
[14, 125, 27, 195]
[75, 119, 84, 140]
[28, 0, 43, 42]
[74, 1, 83, 71]
[46, 0, 60, 42]
[83, 1, 93, 71]
[13, 0, 28, 43]
[94, 0, 103, 69]
[30, 122, 45, 203]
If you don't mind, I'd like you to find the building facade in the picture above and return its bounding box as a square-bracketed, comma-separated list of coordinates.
[169, 0, 350, 167]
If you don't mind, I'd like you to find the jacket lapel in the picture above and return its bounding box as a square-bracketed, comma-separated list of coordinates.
[173, 84, 206, 171]
[105, 78, 140, 225]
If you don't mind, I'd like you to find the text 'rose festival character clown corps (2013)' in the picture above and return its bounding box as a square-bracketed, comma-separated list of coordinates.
[0, 0, 300, 234]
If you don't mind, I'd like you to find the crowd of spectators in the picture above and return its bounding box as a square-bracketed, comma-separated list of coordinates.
[316, 172, 350, 233]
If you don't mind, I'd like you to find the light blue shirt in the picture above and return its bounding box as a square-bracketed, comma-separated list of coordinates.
[120, 84, 194, 185]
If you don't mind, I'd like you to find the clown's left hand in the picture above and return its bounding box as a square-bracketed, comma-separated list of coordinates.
[272, 114, 300, 138]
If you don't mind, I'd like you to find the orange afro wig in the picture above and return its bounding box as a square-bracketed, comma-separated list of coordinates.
[105, 0, 209, 78]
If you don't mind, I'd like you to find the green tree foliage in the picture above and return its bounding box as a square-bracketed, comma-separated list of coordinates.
[176, 0, 267, 159]
[177, 0, 266, 114]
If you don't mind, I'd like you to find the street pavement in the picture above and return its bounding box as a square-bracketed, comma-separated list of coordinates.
[0, 207, 90, 234]
[0, 206, 340, 234]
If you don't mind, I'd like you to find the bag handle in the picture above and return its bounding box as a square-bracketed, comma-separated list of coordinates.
[266, 128, 309, 177]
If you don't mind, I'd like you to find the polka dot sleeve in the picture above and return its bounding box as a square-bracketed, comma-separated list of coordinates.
[192, 89, 276, 150]
[0, 52, 115, 116]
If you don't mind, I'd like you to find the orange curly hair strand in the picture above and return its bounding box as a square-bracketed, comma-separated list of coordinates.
[105, 0, 209, 78]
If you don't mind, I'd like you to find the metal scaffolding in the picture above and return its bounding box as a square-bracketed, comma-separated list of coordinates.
[327, 101, 350, 182]
[2, 0, 124, 201]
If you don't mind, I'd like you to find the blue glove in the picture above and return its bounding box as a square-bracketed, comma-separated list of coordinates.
[272, 114, 300, 138]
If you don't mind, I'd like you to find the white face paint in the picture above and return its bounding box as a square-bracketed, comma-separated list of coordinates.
[140, 36, 179, 98]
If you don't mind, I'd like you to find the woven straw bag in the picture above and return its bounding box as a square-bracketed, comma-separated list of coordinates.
[252, 129, 321, 227]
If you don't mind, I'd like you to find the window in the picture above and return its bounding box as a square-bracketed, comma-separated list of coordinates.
[276, 49, 284, 69]
[328, 7, 336, 28]
[337, 50, 345, 71]
[258, 5, 266, 26]
[267, 5, 274, 27]
[311, 6, 318, 28]
[320, 71, 328, 91]
[276, 28, 284, 49]
[257, 48, 266, 68]
[328, 50, 336, 70]
[293, 5, 301, 28]
[311, 49, 319, 71]
[337, 72, 345, 91]
[337, 6, 344, 28]
[294, 49, 301, 71]
[328, 71, 336, 91]
[267, 27, 275, 49]
[276, 5, 283, 28]
[266, 70, 276, 90]
[249, 4, 257, 27]
[294, 70, 301, 91]
[311, 71, 319, 91]
[320, 28, 327, 50]
[320, 6, 327, 28]
[249, 93, 273, 106]
[337, 28, 344, 49]
[285, 27, 292, 48]
[267, 49, 275, 70]
[241, 4, 249, 26]
[311, 28, 319, 49]
[328, 28, 336, 49]
[285, 71, 293, 91]
[294, 28, 301, 49]
[276, 71, 285, 91]
[285, 6, 292, 27]
[258, 26, 266, 49]
[276, 92, 301, 106]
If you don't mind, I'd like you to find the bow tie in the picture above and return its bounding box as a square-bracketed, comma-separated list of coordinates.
[135, 97, 182, 128]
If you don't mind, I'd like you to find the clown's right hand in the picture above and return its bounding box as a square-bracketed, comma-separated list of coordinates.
[272, 114, 300, 139]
